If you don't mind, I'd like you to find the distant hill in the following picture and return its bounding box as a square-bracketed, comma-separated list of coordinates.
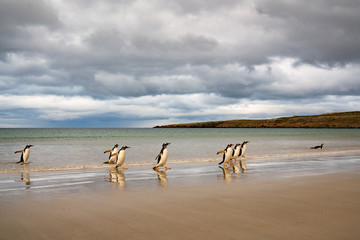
[154, 111, 360, 128]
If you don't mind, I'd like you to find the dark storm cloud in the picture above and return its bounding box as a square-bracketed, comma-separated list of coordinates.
[1, 0, 360, 127]
[0, 0, 60, 56]
[255, 0, 360, 66]
[0, 0, 59, 27]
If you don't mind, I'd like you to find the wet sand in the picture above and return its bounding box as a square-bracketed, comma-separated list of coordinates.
[1, 169, 360, 240]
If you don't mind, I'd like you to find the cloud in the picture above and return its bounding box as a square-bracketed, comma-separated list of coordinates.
[1, 93, 359, 127]
[0, 0, 359, 127]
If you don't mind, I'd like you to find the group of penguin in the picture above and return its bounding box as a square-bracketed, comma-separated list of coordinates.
[14, 143, 171, 171]
[14, 141, 324, 172]
[103, 143, 171, 171]
[13, 142, 246, 172]
[217, 141, 249, 172]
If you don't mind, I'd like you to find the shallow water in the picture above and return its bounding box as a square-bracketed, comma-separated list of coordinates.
[1, 152, 359, 197]
[1, 128, 359, 173]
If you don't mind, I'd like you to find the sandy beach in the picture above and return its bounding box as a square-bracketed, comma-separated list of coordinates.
[1, 165, 359, 240]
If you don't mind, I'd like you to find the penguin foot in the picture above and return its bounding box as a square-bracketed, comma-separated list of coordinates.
[165, 166, 171, 171]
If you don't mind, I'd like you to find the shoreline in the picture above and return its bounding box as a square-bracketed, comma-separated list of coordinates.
[1, 150, 360, 239]
[1, 148, 359, 174]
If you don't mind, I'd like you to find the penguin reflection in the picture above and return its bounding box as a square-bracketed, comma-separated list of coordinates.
[108, 168, 126, 187]
[218, 166, 233, 182]
[17, 169, 31, 189]
[240, 159, 247, 173]
[232, 162, 241, 174]
[156, 170, 168, 188]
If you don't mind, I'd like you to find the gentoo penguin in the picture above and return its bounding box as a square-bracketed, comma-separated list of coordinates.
[112, 146, 130, 170]
[15, 145, 34, 164]
[153, 143, 171, 171]
[239, 141, 249, 157]
[239, 141, 249, 172]
[217, 144, 234, 168]
[231, 143, 242, 164]
[311, 143, 324, 149]
[104, 144, 119, 164]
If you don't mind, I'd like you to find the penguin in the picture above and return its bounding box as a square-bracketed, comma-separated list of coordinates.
[15, 145, 34, 164]
[217, 144, 234, 168]
[104, 144, 119, 164]
[239, 141, 249, 157]
[112, 146, 130, 170]
[311, 143, 324, 149]
[153, 143, 171, 171]
[239, 141, 249, 172]
[231, 143, 242, 164]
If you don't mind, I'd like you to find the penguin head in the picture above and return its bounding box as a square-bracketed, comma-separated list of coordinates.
[226, 144, 233, 149]
[115, 144, 119, 147]
[26, 145, 34, 149]
[163, 143, 171, 147]
[121, 146, 130, 150]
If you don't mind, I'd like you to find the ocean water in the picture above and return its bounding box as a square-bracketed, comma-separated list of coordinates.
[0, 128, 359, 174]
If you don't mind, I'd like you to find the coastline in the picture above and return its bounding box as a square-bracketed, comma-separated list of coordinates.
[154, 111, 360, 128]
[0, 158, 360, 240]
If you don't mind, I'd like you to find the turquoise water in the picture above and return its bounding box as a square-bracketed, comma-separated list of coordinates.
[0, 128, 360, 173]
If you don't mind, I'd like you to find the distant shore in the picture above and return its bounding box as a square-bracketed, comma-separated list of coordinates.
[154, 111, 360, 128]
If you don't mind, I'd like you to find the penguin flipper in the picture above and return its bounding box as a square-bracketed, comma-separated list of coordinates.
[155, 154, 161, 164]
[218, 154, 225, 165]
[239, 149, 243, 157]
[15, 150, 24, 154]
[104, 150, 112, 154]
[217, 150, 225, 155]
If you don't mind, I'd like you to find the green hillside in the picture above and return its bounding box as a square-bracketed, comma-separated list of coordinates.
[154, 111, 360, 128]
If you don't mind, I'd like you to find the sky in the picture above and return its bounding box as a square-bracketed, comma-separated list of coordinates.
[0, 0, 360, 128]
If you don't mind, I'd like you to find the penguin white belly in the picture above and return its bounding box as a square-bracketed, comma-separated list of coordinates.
[116, 151, 126, 167]
[23, 149, 30, 163]
[241, 145, 247, 157]
[158, 150, 168, 166]
[224, 149, 232, 163]
[233, 147, 240, 158]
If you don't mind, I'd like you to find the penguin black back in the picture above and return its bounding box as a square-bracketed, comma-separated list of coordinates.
[311, 143, 324, 149]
